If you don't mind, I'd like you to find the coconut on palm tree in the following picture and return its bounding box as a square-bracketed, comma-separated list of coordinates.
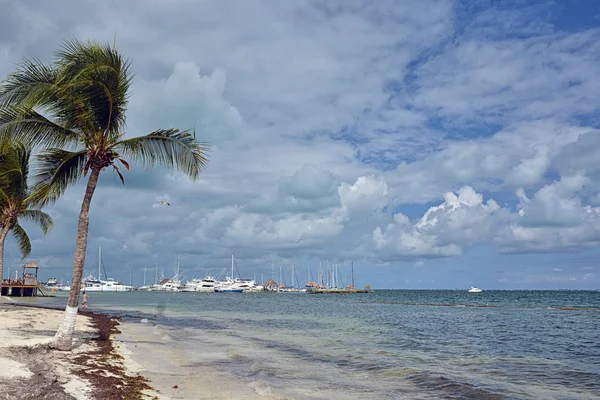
[0, 144, 53, 286]
[0, 39, 209, 350]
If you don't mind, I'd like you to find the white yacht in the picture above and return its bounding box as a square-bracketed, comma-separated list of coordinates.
[156, 277, 183, 292]
[468, 286, 483, 293]
[81, 276, 134, 292]
[181, 276, 217, 292]
[141, 257, 185, 292]
[213, 256, 263, 293]
[80, 248, 134, 292]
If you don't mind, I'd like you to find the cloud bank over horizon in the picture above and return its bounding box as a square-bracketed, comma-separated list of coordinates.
[1, 0, 599, 289]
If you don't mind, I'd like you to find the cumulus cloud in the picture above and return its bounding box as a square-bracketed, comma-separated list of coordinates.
[373, 187, 506, 258]
[129, 62, 244, 143]
[498, 176, 600, 253]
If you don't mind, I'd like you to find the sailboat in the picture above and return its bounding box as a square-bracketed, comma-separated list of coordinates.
[81, 247, 134, 292]
[214, 255, 260, 292]
[156, 256, 184, 292]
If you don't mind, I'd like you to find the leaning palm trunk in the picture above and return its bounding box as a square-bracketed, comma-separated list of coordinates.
[0, 226, 10, 286]
[51, 168, 99, 350]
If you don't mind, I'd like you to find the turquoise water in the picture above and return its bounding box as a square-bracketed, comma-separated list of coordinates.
[24, 290, 600, 399]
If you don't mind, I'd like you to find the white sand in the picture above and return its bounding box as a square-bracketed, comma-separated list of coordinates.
[0, 302, 96, 398]
[0, 301, 161, 399]
[0, 357, 33, 379]
[0, 305, 95, 348]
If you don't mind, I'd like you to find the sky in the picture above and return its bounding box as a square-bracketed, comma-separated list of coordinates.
[1, 0, 600, 289]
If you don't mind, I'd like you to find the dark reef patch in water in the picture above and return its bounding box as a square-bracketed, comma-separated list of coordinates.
[408, 373, 508, 400]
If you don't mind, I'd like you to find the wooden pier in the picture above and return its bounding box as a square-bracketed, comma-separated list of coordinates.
[306, 288, 372, 294]
[0, 262, 54, 297]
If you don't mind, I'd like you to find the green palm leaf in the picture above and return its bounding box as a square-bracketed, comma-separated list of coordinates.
[11, 223, 31, 259]
[0, 106, 81, 149]
[114, 129, 210, 179]
[56, 38, 132, 135]
[29, 149, 88, 206]
[19, 210, 53, 234]
[0, 58, 58, 108]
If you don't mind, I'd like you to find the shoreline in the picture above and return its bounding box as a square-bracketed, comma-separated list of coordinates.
[0, 300, 161, 399]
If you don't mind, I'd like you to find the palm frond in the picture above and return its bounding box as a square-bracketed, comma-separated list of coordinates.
[0, 106, 81, 149]
[114, 129, 210, 179]
[0, 58, 58, 108]
[29, 149, 88, 206]
[19, 209, 53, 234]
[55, 38, 132, 135]
[11, 223, 31, 259]
[0, 143, 29, 199]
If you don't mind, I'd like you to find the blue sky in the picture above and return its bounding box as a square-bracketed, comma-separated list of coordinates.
[1, 0, 600, 289]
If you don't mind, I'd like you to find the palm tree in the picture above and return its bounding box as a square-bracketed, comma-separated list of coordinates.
[0, 144, 53, 286]
[0, 39, 209, 350]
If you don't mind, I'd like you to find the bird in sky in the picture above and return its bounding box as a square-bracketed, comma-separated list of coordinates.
[159, 201, 171, 206]
[296, 237, 303, 243]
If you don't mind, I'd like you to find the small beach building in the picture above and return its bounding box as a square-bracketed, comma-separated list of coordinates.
[0, 262, 42, 297]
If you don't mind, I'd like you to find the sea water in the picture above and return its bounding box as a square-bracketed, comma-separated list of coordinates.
[24, 290, 600, 399]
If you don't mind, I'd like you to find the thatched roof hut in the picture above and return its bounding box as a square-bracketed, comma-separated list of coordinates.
[263, 279, 278, 288]
[305, 281, 320, 288]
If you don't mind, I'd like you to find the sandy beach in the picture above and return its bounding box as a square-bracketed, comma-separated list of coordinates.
[0, 299, 161, 400]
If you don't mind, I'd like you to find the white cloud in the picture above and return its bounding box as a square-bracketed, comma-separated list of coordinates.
[498, 176, 600, 253]
[129, 62, 244, 143]
[339, 175, 388, 216]
[373, 187, 506, 258]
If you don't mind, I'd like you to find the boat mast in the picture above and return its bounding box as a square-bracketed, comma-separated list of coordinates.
[143, 266, 147, 286]
[231, 254, 234, 279]
[271, 260, 275, 280]
[279, 264, 282, 292]
[351, 261, 355, 288]
[318, 261, 323, 287]
[98, 247, 102, 280]
[291, 263, 295, 288]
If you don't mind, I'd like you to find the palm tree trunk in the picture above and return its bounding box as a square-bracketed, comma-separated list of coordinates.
[51, 167, 101, 350]
[0, 227, 10, 290]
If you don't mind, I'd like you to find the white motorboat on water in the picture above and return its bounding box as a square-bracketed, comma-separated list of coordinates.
[181, 276, 217, 292]
[81, 277, 134, 292]
[214, 255, 263, 293]
[81, 248, 134, 292]
[468, 286, 482, 293]
[156, 277, 183, 292]
[44, 278, 70, 292]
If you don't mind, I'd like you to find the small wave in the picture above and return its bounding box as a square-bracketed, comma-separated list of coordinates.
[229, 350, 250, 362]
[409, 373, 506, 399]
[249, 380, 293, 399]
[375, 367, 421, 378]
